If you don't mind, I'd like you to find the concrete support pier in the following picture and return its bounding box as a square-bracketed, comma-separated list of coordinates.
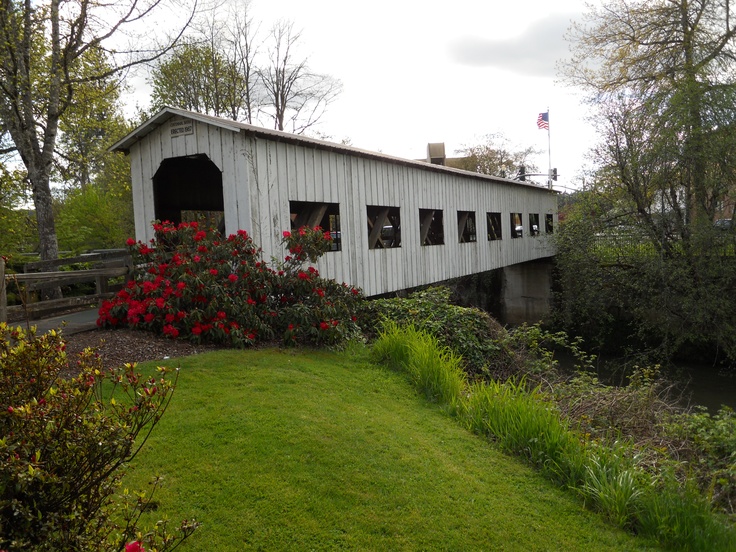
[500, 259, 553, 326]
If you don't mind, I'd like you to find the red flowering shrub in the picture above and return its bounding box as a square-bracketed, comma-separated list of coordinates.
[98, 222, 363, 347]
[0, 325, 198, 551]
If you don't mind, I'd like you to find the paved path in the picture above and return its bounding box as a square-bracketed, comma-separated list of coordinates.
[10, 308, 100, 336]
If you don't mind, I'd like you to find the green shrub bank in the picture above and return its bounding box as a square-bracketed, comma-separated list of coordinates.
[361, 287, 517, 379]
[372, 324, 736, 551]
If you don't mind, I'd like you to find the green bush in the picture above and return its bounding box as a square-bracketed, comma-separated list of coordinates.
[664, 406, 736, 517]
[0, 324, 197, 551]
[361, 287, 509, 378]
[99, 222, 363, 348]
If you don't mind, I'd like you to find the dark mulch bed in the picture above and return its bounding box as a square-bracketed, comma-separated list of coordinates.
[61, 328, 221, 374]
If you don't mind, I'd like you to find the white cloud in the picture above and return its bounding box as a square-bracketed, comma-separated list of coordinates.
[448, 13, 579, 77]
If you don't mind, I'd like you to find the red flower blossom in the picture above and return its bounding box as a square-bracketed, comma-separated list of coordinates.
[193, 255, 201, 262]
[228, 273, 238, 283]
[165, 313, 176, 323]
[125, 541, 145, 552]
[144, 313, 155, 323]
[209, 269, 218, 276]
[126, 237, 136, 246]
[163, 324, 179, 338]
[282, 230, 291, 238]
[298, 272, 309, 280]
[193, 230, 207, 241]
[319, 321, 330, 331]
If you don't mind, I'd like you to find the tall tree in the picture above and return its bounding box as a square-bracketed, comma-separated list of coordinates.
[562, 0, 736, 245]
[0, 0, 195, 262]
[258, 20, 341, 134]
[555, 0, 736, 360]
[147, 11, 342, 134]
[150, 40, 246, 118]
[148, 0, 261, 123]
[56, 48, 127, 190]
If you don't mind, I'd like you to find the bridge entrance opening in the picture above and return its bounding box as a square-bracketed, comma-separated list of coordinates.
[153, 155, 224, 230]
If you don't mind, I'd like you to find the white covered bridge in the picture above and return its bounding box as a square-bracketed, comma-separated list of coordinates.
[112, 107, 557, 298]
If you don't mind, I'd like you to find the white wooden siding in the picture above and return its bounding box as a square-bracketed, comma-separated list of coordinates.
[129, 113, 557, 297]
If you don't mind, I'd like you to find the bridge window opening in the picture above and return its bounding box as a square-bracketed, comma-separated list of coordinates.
[510, 213, 523, 238]
[545, 214, 554, 234]
[367, 205, 401, 249]
[457, 211, 477, 243]
[529, 213, 540, 236]
[419, 208, 444, 246]
[153, 154, 224, 227]
[289, 201, 341, 251]
[487, 212, 502, 241]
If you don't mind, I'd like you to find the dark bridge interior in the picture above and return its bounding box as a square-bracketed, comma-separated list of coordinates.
[153, 154, 224, 226]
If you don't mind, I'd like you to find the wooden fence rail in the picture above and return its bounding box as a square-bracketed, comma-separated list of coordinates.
[0, 251, 131, 324]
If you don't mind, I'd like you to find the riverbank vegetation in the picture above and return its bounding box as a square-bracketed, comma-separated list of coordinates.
[554, 0, 736, 364]
[372, 321, 736, 550]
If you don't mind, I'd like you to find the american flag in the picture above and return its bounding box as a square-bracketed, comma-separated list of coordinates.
[537, 112, 549, 130]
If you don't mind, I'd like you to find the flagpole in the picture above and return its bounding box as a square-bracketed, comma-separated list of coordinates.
[547, 107, 552, 189]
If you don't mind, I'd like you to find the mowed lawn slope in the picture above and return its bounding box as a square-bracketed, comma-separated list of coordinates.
[125, 348, 659, 551]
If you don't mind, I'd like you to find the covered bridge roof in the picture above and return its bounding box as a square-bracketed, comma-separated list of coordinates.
[111, 107, 550, 192]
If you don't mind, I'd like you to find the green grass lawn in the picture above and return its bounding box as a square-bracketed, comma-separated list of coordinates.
[124, 347, 659, 551]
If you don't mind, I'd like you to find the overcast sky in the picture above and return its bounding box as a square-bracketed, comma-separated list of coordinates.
[128, 0, 597, 191]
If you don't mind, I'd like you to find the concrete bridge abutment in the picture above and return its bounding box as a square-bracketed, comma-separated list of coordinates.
[447, 258, 554, 326]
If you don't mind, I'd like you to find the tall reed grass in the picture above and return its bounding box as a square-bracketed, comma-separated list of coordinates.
[372, 324, 736, 551]
[371, 322, 465, 410]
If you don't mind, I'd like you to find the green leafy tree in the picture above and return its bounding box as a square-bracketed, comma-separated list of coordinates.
[0, 165, 35, 255]
[150, 40, 248, 120]
[0, 0, 194, 262]
[56, 49, 129, 191]
[451, 133, 541, 180]
[554, 0, 736, 360]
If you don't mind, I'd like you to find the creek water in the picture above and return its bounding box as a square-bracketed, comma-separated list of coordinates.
[570, 357, 736, 413]
[668, 362, 736, 412]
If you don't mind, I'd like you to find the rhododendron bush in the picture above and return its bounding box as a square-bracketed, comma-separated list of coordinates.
[99, 222, 363, 346]
[0, 325, 198, 551]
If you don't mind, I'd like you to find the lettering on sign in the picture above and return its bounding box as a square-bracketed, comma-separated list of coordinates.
[170, 119, 194, 137]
